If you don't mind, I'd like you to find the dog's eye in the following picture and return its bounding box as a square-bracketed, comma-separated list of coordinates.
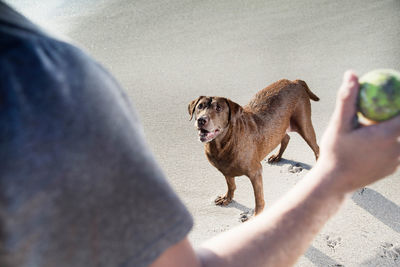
[198, 103, 204, 110]
[216, 105, 222, 112]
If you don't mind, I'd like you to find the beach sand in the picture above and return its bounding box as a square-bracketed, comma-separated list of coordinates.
[11, 0, 400, 265]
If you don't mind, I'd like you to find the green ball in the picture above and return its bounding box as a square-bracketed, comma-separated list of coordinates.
[358, 69, 400, 123]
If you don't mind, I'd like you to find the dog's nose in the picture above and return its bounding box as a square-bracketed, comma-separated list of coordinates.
[197, 116, 208, 127]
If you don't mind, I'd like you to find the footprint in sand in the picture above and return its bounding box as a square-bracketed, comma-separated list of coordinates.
[266, 159, 305, 174]
[379, 242, 400, 261]
[288, 163, 303, 174]
[213, 224, 230, 234]
[239, 210, 254, 222]
[325, 235, 342, 251]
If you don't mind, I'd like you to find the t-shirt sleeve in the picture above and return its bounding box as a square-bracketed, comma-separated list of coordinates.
[0, 30, 193, 267]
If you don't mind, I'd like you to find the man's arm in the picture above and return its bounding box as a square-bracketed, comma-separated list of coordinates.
[151, 71, 400, 267]
[151, 164, 346, 267]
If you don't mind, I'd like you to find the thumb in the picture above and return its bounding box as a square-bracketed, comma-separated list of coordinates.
[332, 70, 360, 133]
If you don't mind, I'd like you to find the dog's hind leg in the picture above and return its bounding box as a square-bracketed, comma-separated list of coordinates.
[215, 176, 236, 206]
[299, 125, 319, 160]
[291, 102, 319, 160]
[268, 134, 290, 163]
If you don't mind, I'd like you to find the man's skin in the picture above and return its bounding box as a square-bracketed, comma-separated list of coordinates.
[150, 71, 400, 267]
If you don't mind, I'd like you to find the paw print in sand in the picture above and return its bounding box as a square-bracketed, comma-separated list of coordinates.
[325, 235, 342, 251]
[239, 210, 254, 222]
[288, 163, 303, 173]
[379, 242, 400, 261]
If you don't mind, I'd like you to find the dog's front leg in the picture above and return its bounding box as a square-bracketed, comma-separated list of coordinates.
[248, 165, 265, 215]
[215, 176, 236, 206]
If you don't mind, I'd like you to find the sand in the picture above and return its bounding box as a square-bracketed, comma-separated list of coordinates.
[9, 0, 400, 265]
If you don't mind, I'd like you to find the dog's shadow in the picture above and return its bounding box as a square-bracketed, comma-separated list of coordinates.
[225, 200, 253, 213]
[223, 200, 254, 222]
[267, 158, 313, 171]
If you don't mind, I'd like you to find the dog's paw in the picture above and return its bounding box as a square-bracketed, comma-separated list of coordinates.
[215, 195, 232, 206]
[267, 154, 281, 163]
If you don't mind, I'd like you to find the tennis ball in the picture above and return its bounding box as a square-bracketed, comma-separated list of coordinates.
[357, 69, 400, 125]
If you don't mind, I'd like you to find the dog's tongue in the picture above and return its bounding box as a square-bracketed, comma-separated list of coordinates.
[206, 131, 216, 138]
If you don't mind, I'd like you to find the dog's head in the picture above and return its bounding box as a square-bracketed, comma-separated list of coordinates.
[188, 96, 242, 143]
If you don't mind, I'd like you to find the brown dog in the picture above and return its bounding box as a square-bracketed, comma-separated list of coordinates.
[188, 79, 320, 215]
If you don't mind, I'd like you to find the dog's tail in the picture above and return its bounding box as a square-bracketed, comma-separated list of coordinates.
[295, 80, 320, 101]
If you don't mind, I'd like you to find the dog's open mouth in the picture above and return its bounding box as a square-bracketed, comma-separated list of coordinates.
[198, 128, 221, 142]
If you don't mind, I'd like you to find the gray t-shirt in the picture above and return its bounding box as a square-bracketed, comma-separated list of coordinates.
[0, 3, 193, 267]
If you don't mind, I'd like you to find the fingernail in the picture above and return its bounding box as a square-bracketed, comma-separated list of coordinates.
[344, 70, 359, 90]
[344, 70, 355, 82]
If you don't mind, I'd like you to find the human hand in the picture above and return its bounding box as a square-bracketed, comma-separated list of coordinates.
[317, 70, 400, 193]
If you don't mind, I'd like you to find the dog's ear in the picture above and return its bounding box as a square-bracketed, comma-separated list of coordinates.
[224, 98, 243, 123]
[188, 96, 205, 121]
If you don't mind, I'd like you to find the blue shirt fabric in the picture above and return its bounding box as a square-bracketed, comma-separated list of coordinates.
[0, 3, 193, 266]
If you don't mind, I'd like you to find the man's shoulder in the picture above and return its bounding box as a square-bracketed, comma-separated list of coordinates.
[0, 2, 49, 40]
